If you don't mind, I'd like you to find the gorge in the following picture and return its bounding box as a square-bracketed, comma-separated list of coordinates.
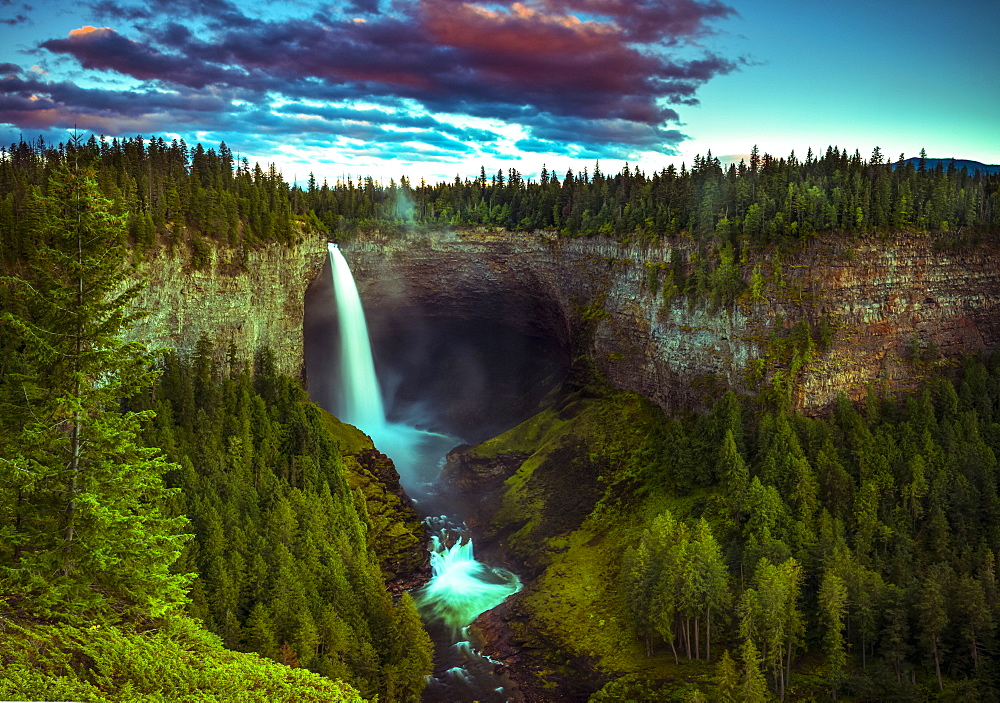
[132, 227, 1000, 417]
[121, 224, 1000, 699]
[3, 133, 999, 701]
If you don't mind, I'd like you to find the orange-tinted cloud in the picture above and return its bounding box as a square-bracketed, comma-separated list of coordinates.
[68, 25, 112, 37]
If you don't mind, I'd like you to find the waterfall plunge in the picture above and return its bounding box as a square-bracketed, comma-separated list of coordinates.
[326, 242, 520, 631]
[327, 242, 385, 431]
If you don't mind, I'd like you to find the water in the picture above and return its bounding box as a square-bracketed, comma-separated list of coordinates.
[326, 243, 521, 701]
[327, 243, 385, 430]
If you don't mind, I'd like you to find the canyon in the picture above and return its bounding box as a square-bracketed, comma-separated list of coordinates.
[125, 228, 1000, 699]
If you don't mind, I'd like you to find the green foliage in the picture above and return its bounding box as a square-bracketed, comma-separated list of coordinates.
[0, 616, 364, 702]
[0, 153, 190, 620]
[0, 156, 375, 701]
[141, 349, 432, 700]
[0, 137, 301, 266]
[588, 673, 699, 702]
[621, 511, 731, 664]
[5, 138, 997, 275]
[818, 570, 848, 692]
[471, 352, 1000, 699]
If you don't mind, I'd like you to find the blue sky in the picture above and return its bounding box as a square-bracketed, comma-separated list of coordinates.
[1, 0, 997, 184]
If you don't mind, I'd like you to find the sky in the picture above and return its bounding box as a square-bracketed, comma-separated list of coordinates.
[1, 0, 997, 184]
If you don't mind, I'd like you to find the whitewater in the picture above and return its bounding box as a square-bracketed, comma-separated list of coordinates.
[326, 242, 521, 701]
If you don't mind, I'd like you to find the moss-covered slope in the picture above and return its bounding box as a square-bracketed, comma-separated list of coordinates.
[320, 411, 430, 589]
[460, 390, 712, 697]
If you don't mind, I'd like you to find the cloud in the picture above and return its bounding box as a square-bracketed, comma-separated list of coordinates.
[41, 25, 241, 89]
[345, 0, 380, 14]
[534, 0, 736, 43]
[3, 0, 741, 161]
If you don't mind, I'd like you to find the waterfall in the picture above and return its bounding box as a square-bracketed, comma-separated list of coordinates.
[327, 242, 519, 614]
[327, 243, 386, 431]
[327, 242, 521, 700]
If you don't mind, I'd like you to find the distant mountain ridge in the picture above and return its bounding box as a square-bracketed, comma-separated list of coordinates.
[898, 157, 1000, 174]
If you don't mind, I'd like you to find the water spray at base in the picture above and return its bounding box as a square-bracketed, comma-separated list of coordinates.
[415, 516, 521, 631]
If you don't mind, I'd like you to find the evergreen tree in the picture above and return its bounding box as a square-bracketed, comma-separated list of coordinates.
[0, 151, 189, 619]
[818, 570, 848, 699]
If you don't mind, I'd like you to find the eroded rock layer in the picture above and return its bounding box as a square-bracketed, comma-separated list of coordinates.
[127, 236, 328, 376]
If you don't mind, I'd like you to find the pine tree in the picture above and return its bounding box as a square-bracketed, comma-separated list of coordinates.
[0, 150, 190, 619]
[818, 570, 848, 699]
[920, 564, 950, 692]
[715, 649, 741, 703]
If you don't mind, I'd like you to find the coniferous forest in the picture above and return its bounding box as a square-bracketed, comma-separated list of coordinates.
[1, 135, 1000, 701]
[2, 137, 998, 265]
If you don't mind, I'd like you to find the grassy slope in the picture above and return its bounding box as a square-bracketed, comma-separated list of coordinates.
[0, 615, 365, 702]
[473, 391, 710, 692]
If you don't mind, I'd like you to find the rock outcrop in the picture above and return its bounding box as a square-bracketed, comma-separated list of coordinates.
[127, 235, 328, 376]
[344, 229, 1000, 413]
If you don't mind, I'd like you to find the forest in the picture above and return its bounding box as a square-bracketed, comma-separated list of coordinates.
[617, 360, 1000, 700]
[1, 134, 999, 701]
[1, 137, 998, 269]
[0, 149, 430, 700]
[456, 349, 1000, 701]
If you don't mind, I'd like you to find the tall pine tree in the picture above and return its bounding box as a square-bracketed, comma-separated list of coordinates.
[0, 146, 189, 620]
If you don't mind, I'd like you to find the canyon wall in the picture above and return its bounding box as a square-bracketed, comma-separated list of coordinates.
[344, 229, 1000, 413]
[126, 236, 328, 375]
[123, 228, 1000, 414]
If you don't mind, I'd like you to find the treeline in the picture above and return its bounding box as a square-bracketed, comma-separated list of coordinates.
[134, 344, 433, 701]
[310, 147, 1000, 243]
[3, 137, 998, 272]
[0, 135, 307, 264]
[615, 354, 1000, 699]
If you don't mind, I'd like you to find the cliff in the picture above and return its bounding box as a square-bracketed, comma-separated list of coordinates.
[126, 227, 998, 417]
[126, 235, 328, 376]
[344, 229, 1000, 413]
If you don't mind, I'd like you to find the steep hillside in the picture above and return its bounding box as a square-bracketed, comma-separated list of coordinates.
[126, 234, 328, 378]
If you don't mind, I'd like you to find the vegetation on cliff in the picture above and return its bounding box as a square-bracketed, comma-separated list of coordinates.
[0, 145, 430, 701]
[2, 137, 997, 272]
[471, 355, 1000, 700]
[138, 346, 432, 700]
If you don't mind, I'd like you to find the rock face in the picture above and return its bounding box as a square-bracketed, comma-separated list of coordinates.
[344, 229, 1000, 413]
[127, 236, 328, 375]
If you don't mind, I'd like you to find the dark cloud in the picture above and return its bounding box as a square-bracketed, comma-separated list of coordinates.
[535, 0, 736, 43]
[88, 0, 153, 21]
[41, 26, 240, 89]
[525, 114, 686, 152]
[0, 12, 27, 24]
[4, 0, 741, 159]
[345, 0, 380, 14]
[274, 101, 499, 143]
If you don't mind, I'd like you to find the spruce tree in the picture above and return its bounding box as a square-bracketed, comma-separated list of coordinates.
[0, 150, 189, 619]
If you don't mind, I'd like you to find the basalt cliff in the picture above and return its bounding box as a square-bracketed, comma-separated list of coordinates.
[126, 236, 329, 377]
[343, 229, 1000, 414]
[128, 229, 1000, 415]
